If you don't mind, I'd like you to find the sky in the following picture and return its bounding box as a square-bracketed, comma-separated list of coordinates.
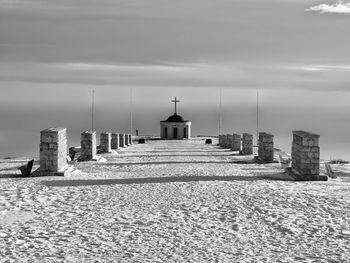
[0, 0, 350, 159]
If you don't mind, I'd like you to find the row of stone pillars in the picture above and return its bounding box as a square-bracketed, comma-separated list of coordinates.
[39, 128, 133, 175]
[218, 130, 322, 180]
[80, 131, 132, 161]
[218, 133, 253, 155]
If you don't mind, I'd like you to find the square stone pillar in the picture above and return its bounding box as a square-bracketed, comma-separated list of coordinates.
[221, 134, 225, 146]
[119, 133, 126, 148]
[40, 127, 68, 173]
[242, 133, 253, 155]
[125, 134, 130, 146]
[100, 132, 112, 153]
[231, 133, 241, 151]
[226, 134, 233, 149]
[258, 132, 274, 162]
[124, 133, 129, 146]
[80, 131, 97, 161]
[111, 133, 120, 149]
[220, 134, 225, 147]
[218, 135, 222, 146]
[129, 134, 132, 145]
[222, 135, 227, 148]
[292, 131, 320, 178]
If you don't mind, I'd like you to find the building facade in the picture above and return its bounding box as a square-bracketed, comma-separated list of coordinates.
[160, 114, 191, 139]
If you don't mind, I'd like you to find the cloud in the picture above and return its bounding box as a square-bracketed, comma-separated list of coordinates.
[305, 1, 350, 14]
[289, 65, 350, 72]
[51, 62, 205, 72]
[2, 61, 350, 93]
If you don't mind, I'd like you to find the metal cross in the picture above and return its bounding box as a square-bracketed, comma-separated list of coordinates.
[171, 97, 180, 114]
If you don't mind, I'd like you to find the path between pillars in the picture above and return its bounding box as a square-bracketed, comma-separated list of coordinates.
[72, 137, 284, 182]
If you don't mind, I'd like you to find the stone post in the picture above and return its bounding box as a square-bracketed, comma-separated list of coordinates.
[226, 134, 233, 149]
[119, 133, 126, 148]
[221, 135, 225, 147]
[258, 132, 274, 162]
[129, 134, 132, 145]
[220, 134, 225, 146]
[100, 132, 112, 153]
[222, 135, 227, 148]
[40, 127, 68, 174]
[125, 134, 130, 146]
[242, 133, 253, 155]
[111, 133, 120, 150]
[231, 133, 241, 151]
[292, 131, 320, 179]
[80, 131, 97, 161]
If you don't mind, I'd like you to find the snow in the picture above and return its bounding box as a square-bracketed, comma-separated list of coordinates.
[0, 138, 350, 262]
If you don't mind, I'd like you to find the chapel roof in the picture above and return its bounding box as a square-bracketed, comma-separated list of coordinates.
[164, 113, 187, 122]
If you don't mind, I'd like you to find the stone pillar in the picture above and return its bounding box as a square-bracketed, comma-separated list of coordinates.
[226, 134, 233, 148]
[119, 133, 126, 148]
[111, 133, 120, 150]
[129, 134, 132, 145]
[224, 134, 228, 148]
[242, 133, 253, 155]
[80, 131, 97, 161]
[40, 127, 68, 173]
[231, 133, 241, 151]
[258, 132, 274, 162]
[222, 135, 227, 148]
[100, 132, 112, 153]
[292, 131, 320, 178]
[125, 134, 130, 146]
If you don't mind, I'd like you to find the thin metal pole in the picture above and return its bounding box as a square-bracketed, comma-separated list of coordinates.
[91, 89, 95, 131]
[219, 88, 222, 135]
[256, 91, 259, 145]
[130, 87, 133, 135]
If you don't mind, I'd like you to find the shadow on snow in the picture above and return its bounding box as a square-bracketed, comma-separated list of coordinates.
[42, 175, 266, 187]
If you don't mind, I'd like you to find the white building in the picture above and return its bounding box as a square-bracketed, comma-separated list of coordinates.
[160, 97, 191, 139]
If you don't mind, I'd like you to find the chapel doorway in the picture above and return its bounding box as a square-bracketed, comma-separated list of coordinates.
[173, 127, 178, 139]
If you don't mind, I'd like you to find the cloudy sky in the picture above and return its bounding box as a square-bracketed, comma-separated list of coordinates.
[1, 0, 350, 159]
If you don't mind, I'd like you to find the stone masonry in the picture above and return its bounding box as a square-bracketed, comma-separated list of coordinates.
[221, 135, 226, 147]
[221, 135, 226, 148]
[231, 133, 241, 151]
[100, 132, 112, 153]
[111, 133, 120, 149]
[292, 131, 320, 178]
[40, 127, 68, 173]
[222, 134, 229, 148]
[226, 134, 233, 149]
[119, 133, 126, 148]
[125, 134, 130, 146]
[258, 132, 274, 162]
[220, 135, 223, 146]
[241, 133, 253, 155]
[80, 131, 97, 161]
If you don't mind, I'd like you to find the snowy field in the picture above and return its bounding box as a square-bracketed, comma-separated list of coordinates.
[1, 138, 350, 262]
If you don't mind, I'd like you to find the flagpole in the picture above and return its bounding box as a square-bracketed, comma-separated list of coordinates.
[91, 89, 95, 131]
[256, 91, 259, 145]
[130, 87, 133, 135]
[219, 88, 222, 135]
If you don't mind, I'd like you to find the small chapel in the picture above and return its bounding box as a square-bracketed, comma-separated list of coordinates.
[160, 97, 192, 140]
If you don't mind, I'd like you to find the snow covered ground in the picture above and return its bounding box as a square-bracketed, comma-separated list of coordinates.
[0, 138, 350, 262]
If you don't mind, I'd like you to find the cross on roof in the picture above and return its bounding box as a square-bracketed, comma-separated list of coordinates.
[171, 97, 180, 114]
